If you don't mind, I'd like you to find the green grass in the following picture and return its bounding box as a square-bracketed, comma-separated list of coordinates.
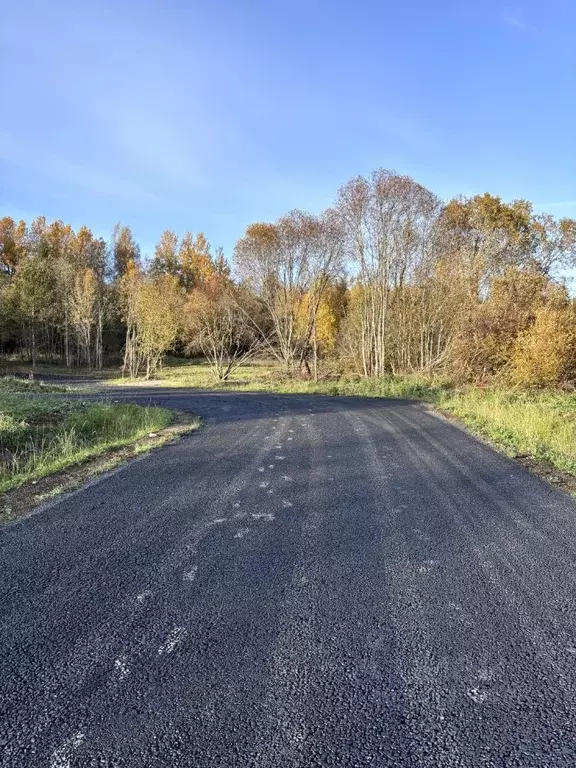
[110, 359, 576, 479]
[0, 375, 70, 394]
[0, 377, 173, 493]
[437, 388, 576, 475]
[109, 360, 451, 400]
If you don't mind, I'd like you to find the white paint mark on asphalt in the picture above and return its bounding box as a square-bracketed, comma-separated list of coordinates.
[233, 501, 241, 508]
[252, 512, 275, 521]
[282, 475, 292, 482]
[467, 687, 488, 704]
[476, 668, 494, 683]
[275, 445, 282, 449]
[158, 626, 188, 655]
[418, 559, 438, 574]
[275, 456, 285, 460]
[211, 517, 227, 525]
[234, 528, 250, 539]
[50, 732, 85, 768]
[268, 464, 275, 469]
[267, 489, 274, 494]
[114, 656, 129, 680]
[288, 429, 294, 433]
[287, 436, 293, 441]
[259, 481, 270, 488]
[183, 565, 198, 582]
[282, 499, 293, 508]
[258, 467, 265, 472]
[136, 590, 152, 603]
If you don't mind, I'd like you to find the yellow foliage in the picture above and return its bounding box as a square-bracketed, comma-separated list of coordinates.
[449, 269, 565, 381]
[179, 232, 216, 289]
[511, 305, 575, 388]
[135, 276, 182, 354]
[315, 295, 338, 351]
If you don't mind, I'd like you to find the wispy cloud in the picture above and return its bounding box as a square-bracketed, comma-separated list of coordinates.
[501, 6, 536, 33]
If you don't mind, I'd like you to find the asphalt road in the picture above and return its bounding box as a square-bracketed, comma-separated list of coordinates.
[3, 389, 576, 767]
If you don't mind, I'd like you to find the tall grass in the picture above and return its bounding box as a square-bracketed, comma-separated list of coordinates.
[0, 383, 172, 492]
[438, 389, 576, 474]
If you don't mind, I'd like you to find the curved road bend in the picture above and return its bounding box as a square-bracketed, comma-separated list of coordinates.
[2, 389, 576, 767]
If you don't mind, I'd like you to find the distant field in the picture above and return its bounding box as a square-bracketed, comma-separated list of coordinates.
[107, 360, 576, 481]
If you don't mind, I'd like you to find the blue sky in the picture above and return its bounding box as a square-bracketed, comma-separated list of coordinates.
[1, 0, 575, 261]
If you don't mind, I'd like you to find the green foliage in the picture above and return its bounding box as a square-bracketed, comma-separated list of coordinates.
[0, 378, 172, 492]
[2, 170, 576, 391]
[438, 388, 576, 475]
[0, 375, 68, 393]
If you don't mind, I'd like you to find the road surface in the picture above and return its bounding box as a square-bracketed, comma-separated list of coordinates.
[2, 389, 576, 767]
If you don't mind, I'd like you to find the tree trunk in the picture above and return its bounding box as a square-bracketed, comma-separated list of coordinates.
[31, 322, 37, 370]
[312, 316, 318, 382]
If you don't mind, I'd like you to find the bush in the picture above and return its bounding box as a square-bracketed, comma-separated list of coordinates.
[511, 305, 575, 388]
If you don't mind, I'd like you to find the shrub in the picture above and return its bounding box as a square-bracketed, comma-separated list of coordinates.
[511, 305, 575, 388]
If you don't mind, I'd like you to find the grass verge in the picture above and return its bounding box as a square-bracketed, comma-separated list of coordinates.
[436, 389, 576, 478]
[9, 361, 576, 493]
[0, 377, 200, 520]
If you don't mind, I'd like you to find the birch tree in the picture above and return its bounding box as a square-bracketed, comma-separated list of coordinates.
[234, 210, 343, 374]
[337, 169, 441, 376]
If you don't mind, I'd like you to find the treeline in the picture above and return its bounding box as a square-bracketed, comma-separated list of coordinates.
[1, 169, 576, 386]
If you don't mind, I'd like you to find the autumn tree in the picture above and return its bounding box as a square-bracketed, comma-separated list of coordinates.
[234, 210, 343, 374]
[298, 278, 348, 365]
[184, 277, 263, 381]
[512, 302, 575, 388]
[119, 259, 144, 378]
[1, 174, 574, 389]
[9, 255, 57, 368]
[134, 275, 182, 378]
[69, 268, 98, 368]
[448, 269, 565, 382]
[530, 215, 576, 275]
[112, 223, 140, 279]
[179, 232, 217, 290]
[337, 170, 441, 376]
[72, 226, 107, 276]
[439, 194, 533, 301]
[150, 230, 180, 278]
[0, 217, 27, 277]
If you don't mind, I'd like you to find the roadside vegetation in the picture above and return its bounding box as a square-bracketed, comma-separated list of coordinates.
[0, 377, 173, 494]
[2, 168, 576, 485]
[108, 359, 576, 480]
[438, 388, 576, 476]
